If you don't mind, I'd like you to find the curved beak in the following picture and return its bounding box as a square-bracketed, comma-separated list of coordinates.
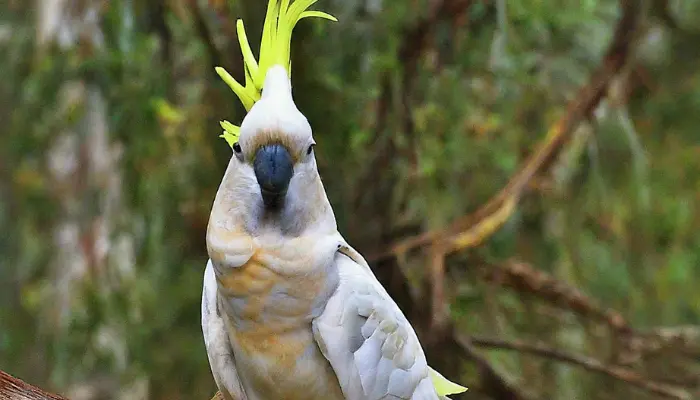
[253, 144, 294, 209]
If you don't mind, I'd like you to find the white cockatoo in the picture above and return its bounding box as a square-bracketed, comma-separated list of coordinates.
[201, 1, 467, 399]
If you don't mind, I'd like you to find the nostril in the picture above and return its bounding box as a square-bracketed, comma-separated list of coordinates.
[260, 180, 278, 192]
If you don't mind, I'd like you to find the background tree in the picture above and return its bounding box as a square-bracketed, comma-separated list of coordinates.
[1, 0, 700, 399]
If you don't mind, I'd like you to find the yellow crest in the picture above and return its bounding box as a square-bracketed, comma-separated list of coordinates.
[216, 0, 337, 148]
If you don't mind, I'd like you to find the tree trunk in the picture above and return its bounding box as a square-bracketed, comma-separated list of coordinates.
[35, 0, 141, 398]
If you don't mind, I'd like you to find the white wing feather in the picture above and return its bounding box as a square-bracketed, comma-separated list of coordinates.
[312, 245, 439, 400]
[202, 260, 248, 400]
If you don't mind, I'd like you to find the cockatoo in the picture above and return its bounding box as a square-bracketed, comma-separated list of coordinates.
[201, 1, 467, 399]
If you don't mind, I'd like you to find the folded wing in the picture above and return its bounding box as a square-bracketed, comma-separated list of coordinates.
[312, 246, 439, 400]
[202, 260, 248, 400]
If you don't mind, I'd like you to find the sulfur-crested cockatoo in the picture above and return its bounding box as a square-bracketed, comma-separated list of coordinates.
[201, 1, 467, 399]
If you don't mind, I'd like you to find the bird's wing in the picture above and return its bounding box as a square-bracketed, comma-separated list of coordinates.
[202, 260, 248, 400]
[311, 246, 439, 400]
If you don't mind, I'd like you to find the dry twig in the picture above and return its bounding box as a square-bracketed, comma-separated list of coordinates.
[479, 259, 631, 332]
[452, 335, 534, 400]
[637, 326, 700, 358]
[465, 335, 692, 400]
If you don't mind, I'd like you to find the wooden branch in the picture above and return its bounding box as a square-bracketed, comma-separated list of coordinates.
[479, 259, 632, 333]
[478, 260, 700, 359]
[0, 371, 67, 400]
[428, 244, 449, 333]
[478, 260, 700, 388]
[452, 335, 535, 400]
[636, 326, 700, 358]
[370, 0, 645, 263]
[645, 326, 700, 342]
[466, 335, 691, 400]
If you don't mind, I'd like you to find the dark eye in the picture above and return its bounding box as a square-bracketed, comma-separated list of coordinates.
[306, 144, 315, 155]
[233, 142, 242, 153]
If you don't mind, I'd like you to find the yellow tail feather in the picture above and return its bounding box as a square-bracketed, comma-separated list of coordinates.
[429, 367, 468, 397]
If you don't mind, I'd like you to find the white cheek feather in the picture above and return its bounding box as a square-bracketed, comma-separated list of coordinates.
[230, 164, 264, 229]
[280, 162, 320, 234]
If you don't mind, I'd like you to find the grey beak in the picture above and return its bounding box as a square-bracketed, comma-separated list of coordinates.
[253, 144, 294, 209]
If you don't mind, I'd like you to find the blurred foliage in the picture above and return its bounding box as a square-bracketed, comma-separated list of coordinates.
[1, 0, 699, 399]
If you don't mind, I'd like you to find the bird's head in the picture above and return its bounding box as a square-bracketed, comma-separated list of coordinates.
[238, 66, 316, 211]
[223, 65, 332, 234]
[210, 1, 337, 236]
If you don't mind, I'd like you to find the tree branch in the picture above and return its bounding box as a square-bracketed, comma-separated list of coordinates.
[637, 326, 700, 358]
[479, 259, 632, 333]
[0, 371, 67, 400]
[452, 335, 535, 400]
[371, 0, 645, 262]
[356, 2, 528, 399]
[478, 260, 700, 363]
[466, 335, 691, 400]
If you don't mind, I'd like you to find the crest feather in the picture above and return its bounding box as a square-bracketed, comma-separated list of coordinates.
[215, 0, 337, 148]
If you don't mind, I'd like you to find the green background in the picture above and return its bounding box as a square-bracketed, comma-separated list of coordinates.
[1, 0, 699, 399]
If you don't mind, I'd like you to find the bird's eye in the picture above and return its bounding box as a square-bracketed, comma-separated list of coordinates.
[233, 142, 242, 153]
[306, 144, 315, 155]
